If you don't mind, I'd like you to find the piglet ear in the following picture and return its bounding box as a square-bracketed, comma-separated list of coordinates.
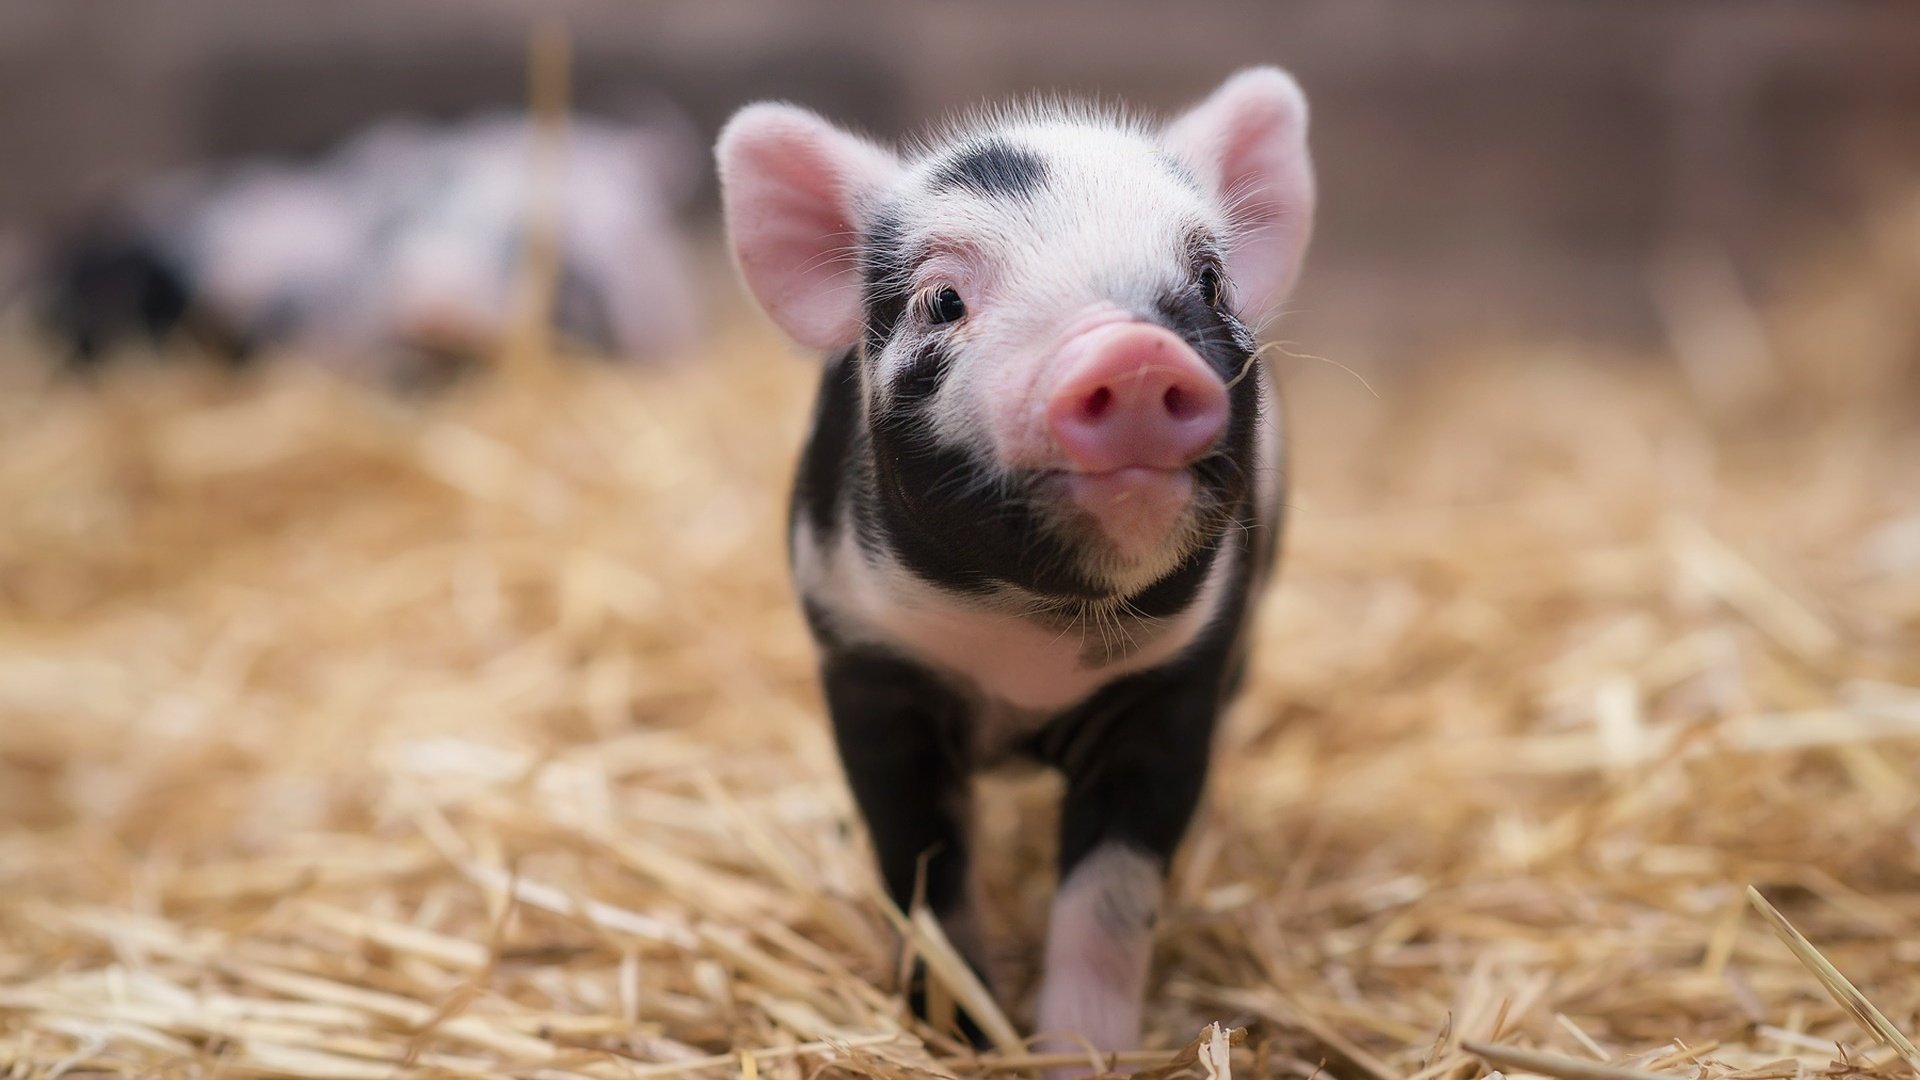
[716, 103, 900, 351]
[1163, 67, 1315, 317]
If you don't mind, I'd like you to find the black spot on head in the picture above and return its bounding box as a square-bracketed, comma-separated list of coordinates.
[1156, 283, 1255, 387]
[931, 140, 1048, 199]
[1158, 151, 1202, 191]
[889, 339, 952, 409]
[860, 207, 915, 357]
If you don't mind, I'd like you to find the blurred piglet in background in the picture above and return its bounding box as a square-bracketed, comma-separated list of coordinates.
[37, 105, 703, 383]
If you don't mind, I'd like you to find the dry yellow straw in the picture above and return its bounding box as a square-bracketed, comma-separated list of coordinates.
[1462, 1040, 1675, 1080]
[903, 907, 1025, 1056]
[4, 183, 1920, 1080]
[1746, 886, 1920, 1076]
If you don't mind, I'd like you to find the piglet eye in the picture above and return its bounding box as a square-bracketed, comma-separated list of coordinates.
[925, 285, 967, 325]
[1197, 265, 1225, 309]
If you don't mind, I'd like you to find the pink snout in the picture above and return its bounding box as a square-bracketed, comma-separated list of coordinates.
[1046, 323, 1228, 474]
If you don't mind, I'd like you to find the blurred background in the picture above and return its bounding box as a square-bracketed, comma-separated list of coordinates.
[4, 0, 1920, 368]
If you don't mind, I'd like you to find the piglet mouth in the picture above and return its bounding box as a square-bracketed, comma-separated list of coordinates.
[1051, 465, 1197, 561]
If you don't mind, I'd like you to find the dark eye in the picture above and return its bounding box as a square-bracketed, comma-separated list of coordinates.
[925, 285, 967, 325]
[1197, 265, 1225, 309]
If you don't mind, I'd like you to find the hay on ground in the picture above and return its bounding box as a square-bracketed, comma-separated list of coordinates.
[2, 198, 1919, 1080]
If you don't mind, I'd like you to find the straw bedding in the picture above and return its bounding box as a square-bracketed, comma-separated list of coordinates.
[2, 202, 1919, 1080]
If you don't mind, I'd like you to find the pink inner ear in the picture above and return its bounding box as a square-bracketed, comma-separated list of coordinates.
[1165, 69, 1316, 317]
[719, 107, 897, 350]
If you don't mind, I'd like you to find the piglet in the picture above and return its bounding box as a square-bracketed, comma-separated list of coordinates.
[40, 110, 700, 377]
[717, 68, 1314, 1060]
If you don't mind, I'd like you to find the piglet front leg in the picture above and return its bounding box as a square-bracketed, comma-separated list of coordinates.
[1033, 673, 1220, 1075]
[820, 648, 995, 1046]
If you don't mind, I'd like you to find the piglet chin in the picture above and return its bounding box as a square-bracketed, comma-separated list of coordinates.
[1064, 466, 1194, 560]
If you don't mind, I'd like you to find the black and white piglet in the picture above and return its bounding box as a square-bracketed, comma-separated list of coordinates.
[717, 69, 1314, 1055]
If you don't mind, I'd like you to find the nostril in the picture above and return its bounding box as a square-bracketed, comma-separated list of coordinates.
[1163, 385, 1189, 419]
[1083, 385, 1114, 421]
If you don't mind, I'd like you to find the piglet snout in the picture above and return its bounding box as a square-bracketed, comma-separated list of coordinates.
[1046, 323, 1228, 474]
